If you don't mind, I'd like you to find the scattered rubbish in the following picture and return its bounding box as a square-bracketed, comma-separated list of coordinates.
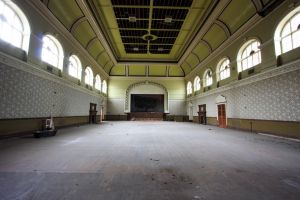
[150, 158, 160, 162]
[208, 128, 212, 130]
[194, 196, 200, 199]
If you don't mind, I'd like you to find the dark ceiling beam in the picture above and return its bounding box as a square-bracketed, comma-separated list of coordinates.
[180, 64, 187, 76]
[107, 62, 114, 73]
[85, 37, 98, 50]
[184, 61, 193, 70]
[191, 52, 201, 65]
[96, 50, 106, 62]
[256, 0, 285, 17]
[103, 60, 112, 71]
[200, 40, 213, 53]
[108, 63, 116, 75]
[70, 16, 87, 34]
[42, 0, 49, 7]
[251, 0, 263, 12]
[215, 19, 231, 38]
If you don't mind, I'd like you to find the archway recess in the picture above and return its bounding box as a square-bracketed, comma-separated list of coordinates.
[124, 81, 169, 113]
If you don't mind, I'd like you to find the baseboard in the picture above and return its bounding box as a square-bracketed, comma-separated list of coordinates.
[0, 116, 92, 138]
[191, 116, 300, 139]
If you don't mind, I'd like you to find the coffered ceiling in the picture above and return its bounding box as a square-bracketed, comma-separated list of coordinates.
[40, 0, 280, 77]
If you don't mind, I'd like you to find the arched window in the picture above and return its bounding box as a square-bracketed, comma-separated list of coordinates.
[187, 81, 192, 95]
[217, 58, 230, 81]
[95, 75, 101, 91]
[237, 39, 261, 72]
[274, 6, 300, 56]
[203, 69, 213, 87]
[102, 80, 107, 94]
[41, 34, 64, 70]
[194, 76, 201, 91]
[0, 0, 30, 51]
[85, 67, 93, 86]
[68, 55, 82, 80]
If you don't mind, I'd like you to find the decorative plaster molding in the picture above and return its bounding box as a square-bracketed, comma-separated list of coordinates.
[178, 0, 231, 65]
[0, 52, 107, 100]
[184, 14, 262, 80]
[26, 0, 109, 79]
[187, 59, 300, 101]
[109, 76, 184, 81]
[75, 0, 117, 65]
[124, 81, 169, 113]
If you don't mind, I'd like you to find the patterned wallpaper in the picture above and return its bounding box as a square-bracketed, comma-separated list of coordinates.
[190, 69, 300, 121]
[0, 64, 105, 119]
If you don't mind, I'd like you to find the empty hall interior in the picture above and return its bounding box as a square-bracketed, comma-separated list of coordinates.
[0, 0, 300, 199]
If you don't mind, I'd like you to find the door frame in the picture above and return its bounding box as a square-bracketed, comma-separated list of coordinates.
[215, 95, 227, 127]
[217, 103, 227, 127]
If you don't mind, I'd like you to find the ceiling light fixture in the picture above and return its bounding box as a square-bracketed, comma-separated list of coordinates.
[164, 17, 172, 23]
[128, 16, 137, 22]
[133, 47, 139, 51]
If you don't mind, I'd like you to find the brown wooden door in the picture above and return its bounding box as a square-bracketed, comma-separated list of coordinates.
[218, 104, 226, 128]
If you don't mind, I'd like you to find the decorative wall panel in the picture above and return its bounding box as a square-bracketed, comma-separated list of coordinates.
[0, 64, 104, 119]
[190, 70, 300, 121]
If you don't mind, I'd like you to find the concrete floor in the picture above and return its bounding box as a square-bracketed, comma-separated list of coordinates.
[0, 121, 299, 200]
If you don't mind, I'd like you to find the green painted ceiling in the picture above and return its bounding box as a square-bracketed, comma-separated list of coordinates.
[43, 0, 275, 77]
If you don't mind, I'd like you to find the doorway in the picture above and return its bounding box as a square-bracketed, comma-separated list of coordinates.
[217, 104, 226, 128]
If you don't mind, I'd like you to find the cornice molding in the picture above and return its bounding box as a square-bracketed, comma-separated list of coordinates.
[178, 0, 231, 65]
[0, 52, 107, 100]
[187, 59, 300, 101]
[75, 0, 117, 65]
[184, 14, 262, 80]
[26, 0, 109, 79]
[109, 76, 184, 81]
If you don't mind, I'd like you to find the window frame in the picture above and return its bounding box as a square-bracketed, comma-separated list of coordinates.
[41, 34, 64, 70]
[95, 75, 101, 91]
[0, 0, 30, 52]
[203, 69, 213, 87]
[187, 81, 193, 95]
[102, 80, 107, 94]
[68, 55, 82, 80]
[217, 58, 231, 81]
[193, 76, 201, 92]
[274, 6, 300, 56]
[237, 39, 261, 72]
[85, 66, 94, 87]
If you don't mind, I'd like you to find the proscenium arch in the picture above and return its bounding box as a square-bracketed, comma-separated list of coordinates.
[124, 81, 169, 113]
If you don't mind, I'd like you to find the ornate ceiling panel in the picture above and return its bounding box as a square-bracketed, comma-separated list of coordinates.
[88, 0, 214, 62]
[42, 0, 284, 77]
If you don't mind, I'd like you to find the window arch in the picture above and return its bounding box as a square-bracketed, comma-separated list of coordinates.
[274, 6, 300, 56]
[41, 34, 64, 70]
[0, 0, 30, 51]
[217, 58, 230, 81]
[102, 80, 107, 94]
[85, 67, 93, 86]
[68, 55, 82, 80]
[203, 69, 213, 87]
[187, 81, 192, 95]
[237, 39, 261, 72]
[194, 76, 201, 91]
[95, 75, 101, 91]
